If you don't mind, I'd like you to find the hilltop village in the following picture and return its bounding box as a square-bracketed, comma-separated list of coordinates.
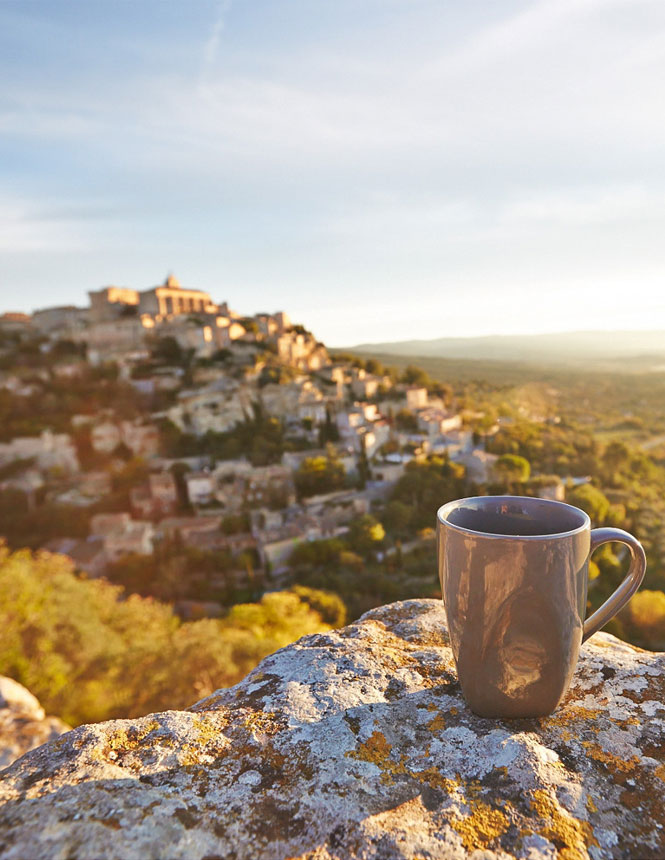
[0, 275, 565, 618]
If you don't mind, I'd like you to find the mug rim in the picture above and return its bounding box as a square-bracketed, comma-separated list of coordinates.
[437, 495, 591, 541]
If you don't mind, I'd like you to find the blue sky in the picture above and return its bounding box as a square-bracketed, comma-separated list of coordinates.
[2, 0, 665, 345]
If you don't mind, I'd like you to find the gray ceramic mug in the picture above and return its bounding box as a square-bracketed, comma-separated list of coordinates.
[437, 495, 646, 718]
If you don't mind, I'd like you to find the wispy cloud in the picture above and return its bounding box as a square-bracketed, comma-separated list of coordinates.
[199, 0, 233, 88]
[1, 0, 665, 340]
[0, 196, 94, 252]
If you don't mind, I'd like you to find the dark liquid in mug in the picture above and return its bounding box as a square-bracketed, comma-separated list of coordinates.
[446, 499, 586, 537]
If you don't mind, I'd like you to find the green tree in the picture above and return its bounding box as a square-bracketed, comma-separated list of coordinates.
[364, 359, 384, 375]
[494, 454, 531, 487]
[401, 365, 431, 387]
[0, 489, 91, 549]
[346, 514, 386, 558]
[237, 403, 285, 466]
[357, 435, 370, 489]
[150, 336, 184, 365]
[289, 538, 346, 569]
[112, 456, 150, 491]
[295, 450, 345, 498]
[566, 483, 610, 524]
[623, 590, 665, 650]
[395, 409, 418, 432]
[382, 500, 412, 538]
[0, 544, 341, 726]
[221, 513, 250, 534]
[602, 441, 630, 485]
[290, 585, 347, 628]
[390, 456, 467, 535]
[318, 405, 340, 445]
[169, 461, 192, 510]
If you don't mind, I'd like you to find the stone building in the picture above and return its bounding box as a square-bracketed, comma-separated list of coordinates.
[148, 472, 178, 513]
[0, 430, 79, 476]
[272, 311, 290, 332]
[406, 386, 428, 410]
[42, 536, 107, 578]
[253, 311, 290, 337]
[88, 287, 139, 323]
[89, 513, 154, 560]
[0, 313, 32, 335]
[127, 469, 177, 518]
[173, 378, 252, 435]
[129, 486, 155, 519]
[244, 464, 295, 508]
[451, 449, 498, 484]
[138, 275, 218, 319]
[90, 420, 159, 458]
[157, 516, 221, 545]
[416, 408, 462, 437]
[90, 422, 121, 454]
[214, 318, 247, 348]
[254, 314, 278, 337]
[120, 422, 160, 458]
[351, 374, 381, 400]
[535, 478, 565, 502]
[260, 379, 324, 421]
[32, 306, 88, 335]
[78, 471, 112, 499]
[372, 459, 408, 483]
[185, 472, 215, 506]
[275, 331, 327, 371]
[83, 318, 146, 363]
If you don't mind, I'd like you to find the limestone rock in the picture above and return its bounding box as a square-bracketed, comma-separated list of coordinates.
[0, 599, 664, 859]
[0, 676, 70, 770]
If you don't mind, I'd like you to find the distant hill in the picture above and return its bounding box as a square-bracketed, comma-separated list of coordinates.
[346, 330, 665, 366]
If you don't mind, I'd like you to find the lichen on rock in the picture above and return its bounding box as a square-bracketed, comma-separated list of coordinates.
[0, 599, 664, 859]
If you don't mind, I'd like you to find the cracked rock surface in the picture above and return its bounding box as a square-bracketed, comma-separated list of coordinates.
[0, 599, 664, 859]
[0, 676, 69, 770]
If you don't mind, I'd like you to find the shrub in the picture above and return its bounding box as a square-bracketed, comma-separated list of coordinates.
[0, 545, 341, 726]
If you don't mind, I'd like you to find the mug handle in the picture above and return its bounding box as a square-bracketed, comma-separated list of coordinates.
[583, 528, 647, 642]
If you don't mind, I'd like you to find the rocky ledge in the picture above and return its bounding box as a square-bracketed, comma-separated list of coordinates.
[0, 599, 664, 860]
[0, 676, 69, 770]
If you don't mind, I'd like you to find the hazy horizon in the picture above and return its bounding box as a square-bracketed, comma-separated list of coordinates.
[4, 271, 665, 350]
[1, 282, 665, 348]
[3, 0, 665, 345]
[343, 327, 665, 362]
[346, 327, 665, 344]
